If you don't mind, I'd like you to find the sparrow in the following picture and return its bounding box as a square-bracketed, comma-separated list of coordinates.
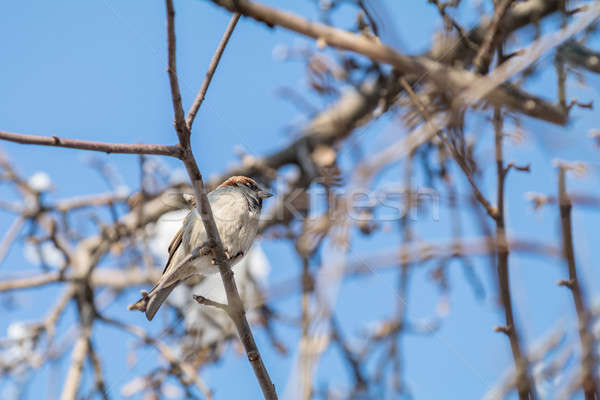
[129, 176, 272, 321]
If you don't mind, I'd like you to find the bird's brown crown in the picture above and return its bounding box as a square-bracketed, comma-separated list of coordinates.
[217, 176, 258, 189]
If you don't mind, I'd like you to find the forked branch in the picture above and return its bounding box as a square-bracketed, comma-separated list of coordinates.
[164, 1, 277, 398]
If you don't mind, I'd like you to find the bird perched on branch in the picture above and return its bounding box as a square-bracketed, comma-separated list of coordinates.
[129, 176, 272, 320]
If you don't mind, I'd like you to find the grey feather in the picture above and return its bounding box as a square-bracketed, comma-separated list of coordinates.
[145, 284, 177, 321]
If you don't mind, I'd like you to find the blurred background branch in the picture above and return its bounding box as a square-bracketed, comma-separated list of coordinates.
[1, 0, 600, 398]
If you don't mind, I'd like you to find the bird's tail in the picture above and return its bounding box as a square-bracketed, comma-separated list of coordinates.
[128, 283, 176, 321]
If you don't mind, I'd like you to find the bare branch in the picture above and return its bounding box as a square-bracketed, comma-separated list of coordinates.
[53, 192, 130, 212]
[193, 295, 230, 313]
[557, 167, 599, 399]
[428, 0, 562, 63]
[0, 216, 24, 265]
[493, 107, 533, 399]
[208, 0, 570, 124]
[398, 77, 498, 219]
[100, 316, 213, 399]
[60, 327, 91, 400]
[3, 0, 600, 397]
[559, 40, 600, 74]
[0, 130, 181, 157]
[87, 341, 109, 400]
[0, 272, 62, 292]
[473, 0, 514, 74]
[164, 1, 277, 397]
[165, 0, 188, 143]
[186, 13, 241, 129]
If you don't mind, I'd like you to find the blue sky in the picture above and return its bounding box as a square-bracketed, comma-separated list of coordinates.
[1, 0, 600, 399]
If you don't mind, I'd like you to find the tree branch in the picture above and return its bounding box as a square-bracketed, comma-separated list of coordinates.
[492, 107, 533, 399]
[193, 294, 230, 313]
[398, 77, 498, 219]
[164, 1, 277, 398]
[87, 340, 109, 400]
[186, 13, 241, 129]
[165, 0, 188, 143]
[473, 0, 514, 74]
[100, 316, 213, 399]
[428, 0, 562, 63]
[208, 0, 569, 125]
[0, 272, 62, 292]
[557, 167, 599, 399]
[0, 130, 181, 157]
[558, 40, 600, 74]
[60, 327, 91, 400]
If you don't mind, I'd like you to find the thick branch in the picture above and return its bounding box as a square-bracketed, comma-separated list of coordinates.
[209, 0, 568, 125]
[0, 130, 181, 157]
[224, 0, 570, 191]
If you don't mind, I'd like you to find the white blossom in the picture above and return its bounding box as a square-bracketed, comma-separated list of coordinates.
[28, 171, 52, 192]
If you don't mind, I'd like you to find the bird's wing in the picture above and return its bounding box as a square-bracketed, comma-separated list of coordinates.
[162, 215, 186, 275]
[159, 189, 246, 279]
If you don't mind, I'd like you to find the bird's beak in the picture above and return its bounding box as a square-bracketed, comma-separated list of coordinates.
[259, 190, 273, 199]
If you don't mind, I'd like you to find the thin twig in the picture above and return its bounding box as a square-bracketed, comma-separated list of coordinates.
[165, 0, 188, 142]
[0, 216, 24, 265]
[186, 13, 241, 129]
[100, 316, 213, 399]
[87, 340, 109, 400]
[398, 78, 497, 219]
[429, 0, 479, 53]
[473, 0, 514, 74]
[557, 167, 599, 399]
[492, 107, 533, 400]
[193, 295, 229, 313]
